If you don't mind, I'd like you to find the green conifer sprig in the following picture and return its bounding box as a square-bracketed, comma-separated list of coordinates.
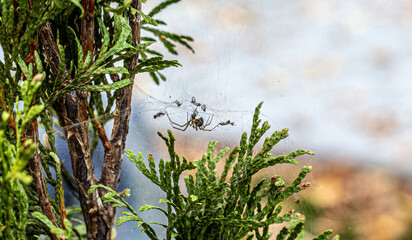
[148, 0, 181, 17]
[1, 0, 194, 127]
[33, 211, 74, 240]
[89, 102, 338, 240]
[142, 26, 195, 54]
[0, 110, 36, 239]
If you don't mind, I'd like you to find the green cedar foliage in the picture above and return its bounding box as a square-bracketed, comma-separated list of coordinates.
[0, 112, 33, 239]
[90, 102, 339, 240]
[0, 0, 191, 141]
[0, 57, 45, 238]
[33, 211, 74, 239]
[0, 0, 193, 238]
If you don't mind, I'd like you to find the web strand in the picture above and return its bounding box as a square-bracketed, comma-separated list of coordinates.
[41, 84, 266, 140]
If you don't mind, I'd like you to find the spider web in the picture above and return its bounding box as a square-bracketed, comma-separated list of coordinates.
[42, 86, 255, 146]
[41, 6, 320, 239]
[1, 0, 407, 238]
[42, 73, 305, 239]
[114, 77, 316, 240]
[42, 0, 391, 238]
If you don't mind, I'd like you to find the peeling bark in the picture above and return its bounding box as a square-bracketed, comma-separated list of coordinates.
[39, 23, 62, 78]
[25, 20, 60, 238]
[39, 1, 142, 238]
[98, 1, 142, 239]
[28, 120, 59, 240]
[39, 14, 102, 240]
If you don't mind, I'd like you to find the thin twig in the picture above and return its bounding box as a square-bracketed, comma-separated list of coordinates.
[87, 105, 112, 152]
[99, 2, 142, 239]
[22, 4, 60, 236]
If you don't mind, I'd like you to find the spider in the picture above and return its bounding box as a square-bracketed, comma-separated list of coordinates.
[165, 108, 231, 131]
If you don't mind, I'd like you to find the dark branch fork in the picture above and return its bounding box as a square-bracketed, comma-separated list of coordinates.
[38, 0, 140, 239]
[98, 1, 142, 239]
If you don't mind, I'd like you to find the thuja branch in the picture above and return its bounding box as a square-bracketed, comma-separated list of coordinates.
[39, 3, 100, 239]
[22, 2, 60, 238]
[1, 0, 194, 238]
[89, 102, 338, 239]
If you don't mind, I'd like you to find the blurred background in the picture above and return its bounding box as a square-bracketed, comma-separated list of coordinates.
[65, 0, 412, 239]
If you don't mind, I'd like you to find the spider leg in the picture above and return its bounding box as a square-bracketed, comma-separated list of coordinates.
[186, 121, 194, 131]
[199, 114, 214, 131]
[200, 114, 212, 129]
[202, 123, 220, 131]
[202, 118, 233, 131]
[170, 121, 191, 131]
[165, 111, 190, 128]
[206, 114, 214, 127]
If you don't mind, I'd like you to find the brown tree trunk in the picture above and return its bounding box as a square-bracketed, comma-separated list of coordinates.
[28, 120, 60, 240]
[39, 1, 142, 239]
[23, 1, 61, 237]
[98, 1, 142, 239]
[40, 20, 102, 239]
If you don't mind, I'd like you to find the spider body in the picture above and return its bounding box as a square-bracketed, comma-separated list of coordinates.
[194, 116, 204, 128]
[165, 108, 223, 131]
[161, 97, 234, 132]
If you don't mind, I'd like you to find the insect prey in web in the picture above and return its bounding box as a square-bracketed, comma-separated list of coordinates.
[173, 100, 182, 107]
[153, 112, 165, 119]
